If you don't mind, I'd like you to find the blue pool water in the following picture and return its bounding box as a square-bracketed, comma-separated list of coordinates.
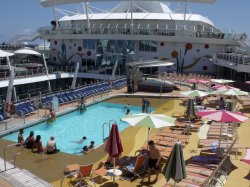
[3, 102, 143, 155]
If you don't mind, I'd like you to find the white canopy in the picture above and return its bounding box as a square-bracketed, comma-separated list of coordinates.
[138, 62, 174, 68]
[0, 49, 14, 58]
[14, 48, 41, 56]
[40, 0, 216, 8]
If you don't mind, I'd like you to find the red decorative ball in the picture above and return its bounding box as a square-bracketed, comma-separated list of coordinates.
[171, 50, 178, 58]
[87, 51, 91, 56]
[204, 44, 209, 49]
[185, 43, 193, 50]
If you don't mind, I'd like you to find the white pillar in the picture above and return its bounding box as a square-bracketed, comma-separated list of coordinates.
[43, 54, 52, 92]
[84, 0, 91, 34]
[130, 0, 133, 33]
[13, 86, 17, 101]
[6, 68, 15, 103]
[71, 62, 80, 89]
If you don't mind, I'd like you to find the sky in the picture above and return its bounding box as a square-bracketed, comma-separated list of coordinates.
[0, 0, 249, 43]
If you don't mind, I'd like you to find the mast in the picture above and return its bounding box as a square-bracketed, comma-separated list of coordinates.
[84, 0, 91, 34]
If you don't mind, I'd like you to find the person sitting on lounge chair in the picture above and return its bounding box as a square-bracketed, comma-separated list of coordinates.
[147, 140, 161, 183]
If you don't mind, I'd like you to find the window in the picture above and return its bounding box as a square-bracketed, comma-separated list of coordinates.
[83, 39, 96, 49]
[139, 41, 157, 52]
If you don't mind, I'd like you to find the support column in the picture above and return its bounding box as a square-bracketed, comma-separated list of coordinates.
[130, 0, 133, 34]
[42, 54, 52, 92]
[6, 68, 15, 104]
[71, 62, 80, 90]
[13, 86, 17, 101]
[84, 0, 91, 34]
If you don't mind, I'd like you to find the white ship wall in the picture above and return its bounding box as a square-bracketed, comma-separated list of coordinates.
[49, 38, 224, 74]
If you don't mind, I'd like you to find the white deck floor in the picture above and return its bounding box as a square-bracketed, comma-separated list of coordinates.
[0, 157, 52, 187]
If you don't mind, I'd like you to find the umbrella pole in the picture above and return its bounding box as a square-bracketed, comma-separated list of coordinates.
[113, 157, 116, 184]
[147, 128, 150, 149]
[219, 122, 222, 148]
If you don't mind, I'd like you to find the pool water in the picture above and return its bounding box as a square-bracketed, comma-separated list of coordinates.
[4, 102, 143, 155]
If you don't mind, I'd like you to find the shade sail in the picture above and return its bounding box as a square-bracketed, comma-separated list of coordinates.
[14, 49, 41, 56]
[40, 0, 216, 7]
[0, 49, 14, 58]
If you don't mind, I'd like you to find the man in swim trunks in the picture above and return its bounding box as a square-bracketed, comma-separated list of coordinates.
[17, 128, 24, 145]
[46, 136, 60, 154]
[49, 108, 56, 122]
[147, 140, 161, 183]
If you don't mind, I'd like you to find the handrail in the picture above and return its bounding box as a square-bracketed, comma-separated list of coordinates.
[60, 171, 82, 187]
[201, 139, 236, 187]
[3, 143, 25, 171]
[102, 122, 109, 142]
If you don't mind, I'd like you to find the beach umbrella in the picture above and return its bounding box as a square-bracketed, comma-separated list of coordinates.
[180, 90, 210, 98]
[211, 79, 235, 84]
[121, 113, 176, 143]
[164, 141, 186, 186]
[212, 85, 240, 90]
[212, 89, 248, 96]
[197, 110, 248, 123]
[105, 123, 123, 183]
[186, 98, 196, 122]
[240, 148, 250, 165]
[187, 79, 210, 84]
[197, 110, 248, 146]
[0, 49, 14, 57]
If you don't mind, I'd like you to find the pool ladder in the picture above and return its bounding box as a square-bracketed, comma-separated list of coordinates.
[1, 143, 25, 172]
[102, 120, 117, 142]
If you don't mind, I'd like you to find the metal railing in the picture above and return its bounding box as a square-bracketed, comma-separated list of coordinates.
[2, 143, 25, 172]
[38, 24, 244, 41]
[201, 139, 237, 187]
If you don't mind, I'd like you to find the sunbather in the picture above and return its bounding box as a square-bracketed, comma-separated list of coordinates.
[147, 140, 161, 183]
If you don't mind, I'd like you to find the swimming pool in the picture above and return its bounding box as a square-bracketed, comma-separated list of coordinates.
[3, 102, 143, 154]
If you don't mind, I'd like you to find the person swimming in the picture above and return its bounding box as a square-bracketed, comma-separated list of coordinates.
[83, 146, 89, 154]
[71, 136, 87, 144]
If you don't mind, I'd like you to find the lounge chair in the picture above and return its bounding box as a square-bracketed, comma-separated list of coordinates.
[70, 163, 96, 187]
[123, 154, 146, 181]
[186, 165, 214, 177]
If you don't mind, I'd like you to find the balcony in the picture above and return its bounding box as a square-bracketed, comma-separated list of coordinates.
[38, 23, 244, 41]
[213, 53, 250, 73]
